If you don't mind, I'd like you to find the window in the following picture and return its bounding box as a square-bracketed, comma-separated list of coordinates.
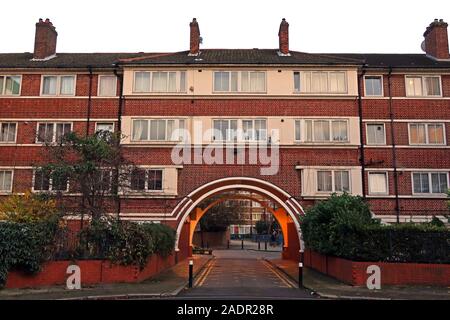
[131, 119, 185, 141]
[294, 71, 347, 93]
[98, 75, 117, 96]
[305, 119, 348, 143]
[368, 172, 388, 194]
[0, 170, 13, 192]
[96, 122, 114, 133]
[405, 76, 441, 97]
[33, 169, 68, 192]
[413, 172, 448, 194]
[130, 169, 163, 191]
[213, 71, 266, 93]
[37, 122, 72, 143]
[364, 76, 383, 96]
[317, 170, 350, 192]
[133, 71, 186, 93]
[95, 170, 112, 192]
[409, 123, 445, 145]
[0, 122, 17, 143]
[213, 119, 238, 141]
[366, 123, 386, 145]
[0, 76, 21, 95]
[41, 75, 76, 96]
[295, 120, 301, 141]
[242, 119, 267, 141]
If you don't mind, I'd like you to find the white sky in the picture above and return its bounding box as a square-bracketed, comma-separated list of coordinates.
[1, 0, 449, 54]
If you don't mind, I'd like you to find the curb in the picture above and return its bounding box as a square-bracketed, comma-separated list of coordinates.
[263, 258, 392, 301]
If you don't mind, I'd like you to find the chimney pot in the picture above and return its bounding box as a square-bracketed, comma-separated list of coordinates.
[423, 19, 449, 60]
[33, 18, 58, 60]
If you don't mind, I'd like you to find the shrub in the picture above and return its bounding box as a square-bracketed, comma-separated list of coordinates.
[0, 191, 58, 223]
[0, 218, 59, 287]
[255, 220, 270, 235]
[141, 223, 176, 257]
[300, 193, 450, 263]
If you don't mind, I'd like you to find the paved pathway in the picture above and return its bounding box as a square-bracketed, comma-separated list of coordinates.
[178, 250, 315, 299]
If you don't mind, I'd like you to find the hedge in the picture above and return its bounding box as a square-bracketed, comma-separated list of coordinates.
[301, 193, 450, 263]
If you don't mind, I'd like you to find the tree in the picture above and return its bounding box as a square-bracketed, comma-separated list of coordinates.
[255, 220, 270, 235]
[38, 131, 135, 223]
[199, 197, 244, 232]
[0, 191, 58, 223]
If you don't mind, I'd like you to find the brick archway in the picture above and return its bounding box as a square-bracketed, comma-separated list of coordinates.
[172, 177, 305, 260]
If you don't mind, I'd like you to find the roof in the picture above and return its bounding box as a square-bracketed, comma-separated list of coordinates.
[1, 50, 450, 69]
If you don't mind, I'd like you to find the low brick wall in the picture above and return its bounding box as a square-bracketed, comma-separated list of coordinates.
[5, 253, 176, 289]
[304, 249, 450, 286]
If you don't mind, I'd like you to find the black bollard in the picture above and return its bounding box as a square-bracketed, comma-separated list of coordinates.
[227, 240, 230, 249]
[188, 260, 193, 288]
[298, 252, 304, 288]
[264, 241, 267, 251]
[241, 238, 244, 250]
[258, 241, 261, 251]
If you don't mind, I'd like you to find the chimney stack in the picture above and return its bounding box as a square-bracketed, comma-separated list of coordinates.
[278, 18, 289, 55]
[189, 18, 201, 56]
[33, 18, 58, 60]
[423, 19, 449, 60]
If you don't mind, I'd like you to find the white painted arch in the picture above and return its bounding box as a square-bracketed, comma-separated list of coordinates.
[173, 177, 306, 253]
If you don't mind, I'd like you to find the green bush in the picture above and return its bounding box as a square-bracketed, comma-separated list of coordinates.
[77, 219, 176, 268]
[255, 220, 270, 235]
[0, 219, 59, 287]
[301, 193, 450, 263]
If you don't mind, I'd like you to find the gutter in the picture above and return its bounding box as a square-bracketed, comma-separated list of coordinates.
[86, 66, 93, 136]
[357, 65, 367, 199]
[387, 66, 401, 223]
[113, 65, 124, 219]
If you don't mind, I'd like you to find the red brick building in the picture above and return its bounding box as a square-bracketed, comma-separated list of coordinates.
[0, 18, 449, 260]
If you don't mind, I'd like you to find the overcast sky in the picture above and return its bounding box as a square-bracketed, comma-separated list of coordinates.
[1, 0, 449, 54]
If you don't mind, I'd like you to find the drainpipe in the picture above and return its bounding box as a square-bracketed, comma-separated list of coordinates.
[357, 66, 367, 199]
[86, 66, 93, 136]
[387, 67, 401, 223]
[113, 65, 124, 220]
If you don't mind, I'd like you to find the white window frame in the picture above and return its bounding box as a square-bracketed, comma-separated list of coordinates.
[0, 169, 14, 193]
[411, 172, 449, 195]
[304, 119, 349, 143]
[293, 71, 348, 94]
[213, 71, 267, 93]
[0, 75, 22, 96]
[368, 171, 389, 195]
[408, 123, 446, 146]
[132, 71, 187, 93]
[40, 75, 77, 96]
[0, 122, 18, 144]
[129, 168, 164, 192]
[130, 118, 185, 142]
[404, 75, 442, 97]
[363, 75, 384, 97]
[365, 123, 386, 145]
[97, 75, 117, 97]
[35, 122, 73, 144]
[32, 169, 69, 193]
[316, 170, 351, 193]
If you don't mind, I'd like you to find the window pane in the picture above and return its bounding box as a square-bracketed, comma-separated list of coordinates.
[60, 76, 75, 95]
[179, 71, 186, 92]
[231, 72, 238, 92]
[295, 120, 301, 141]
[335, 171, 350, 192]
[317, 171, 332, 192]
[131, 169, 146, 190]
[255, 119, 267, 140]
[367, 124, 385, 145]
[148, 170, 163, 190]
[413, 173, 429, 193]
[52, 173, 68, 191]
[332, 120, 348, 142]
[43, 76, 57, 95]
[330, 72, 346, 93]
[38, 123, 54, 143]
[55, 123, 71, 142]
[168, 72, 177, 92]
[431, 173, 448, 193]
[152, 72, 168, 92]
[243, 120, 253, 140]
[0, 171, 12, 191]
[134, 72, 150, 92]
[34, 170, 50, 191]
[312, 72, 328, 93]
[96, 122, 114, 132]
[305, 120, 312, 142]
[5, 76, 21, 95]
[214, 72, 229, 91]
[314, 120, 330, 142]
[0, 77, 3, 95]
[365, 76, 382, 96]
[301, 72, 311, 93]
[229, 120, 237, 141]
[132, 120, 148, 141]
[294, 72, 300, 92]
[0, 123, 16, 142]
[99, 76, 116, 96]
[406, 77, 422, 96]
[167, 120, 175, 141]
[409, 124, 426, 144]
[369, 173, 387, 194]
[424, 77, 440, 96]
[250, 72, 265, 92]
[427, 124, 444, 144]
